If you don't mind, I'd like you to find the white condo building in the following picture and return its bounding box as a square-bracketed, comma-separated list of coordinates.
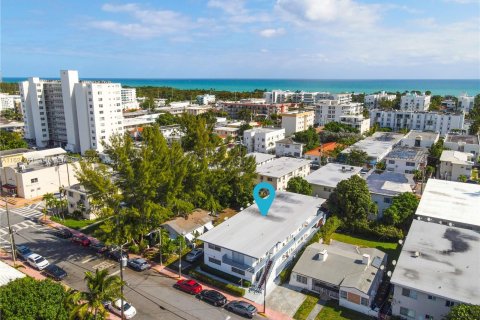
[315, 101, 363, 126]
[364, 91, 396, 109]
[0, 93, 20, 112]
[121, 88, 139, 110]
[369, 109, 465, 136]
[400, 93, 431, 111]
[339, 115, 371, 134]
[196, 94, 216, 105]
[19, 70, 124, 154]
[438, 150, 473, 181]
[243, 128, 285, 153]
[458, 93, 475, 113]
[280, 111, 314, 135]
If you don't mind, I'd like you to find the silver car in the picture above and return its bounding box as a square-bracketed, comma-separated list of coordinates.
[185, 248, 204, 262]
[225, 300, 257, 319]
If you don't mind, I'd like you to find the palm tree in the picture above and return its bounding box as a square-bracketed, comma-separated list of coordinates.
[43, 193, 55, 221]
[71, 269, 124, 320]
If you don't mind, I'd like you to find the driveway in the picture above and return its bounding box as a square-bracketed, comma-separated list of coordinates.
[266, 283, 307, 318]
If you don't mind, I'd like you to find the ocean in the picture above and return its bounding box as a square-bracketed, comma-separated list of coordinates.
[3, 78, 479, 96]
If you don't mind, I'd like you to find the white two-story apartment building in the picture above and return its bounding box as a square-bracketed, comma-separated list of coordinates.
[256, 157, 311, 191]
[199, 192, 326, 294]
[444, 132, 480, 161]
[400, 130, 439, 149]
[438, 150, 473, 181]
[384, 147, 428, 174]
[243, 128, 285, 153]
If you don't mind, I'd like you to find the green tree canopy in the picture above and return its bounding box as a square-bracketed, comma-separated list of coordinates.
[345, 148, 369, 166]
[0, 131, 27, 151]
[1, 109, 23, 121]
[382, 192, 419, 231]
[0, 277, 72, 320]
[155, 112, 179, 126]
[323, 121, 359, 133]
[286, 177, 313, 196]
[293, 127, 320, 151]
[445, 304, 480, 320]
[328, 175, 376, 230]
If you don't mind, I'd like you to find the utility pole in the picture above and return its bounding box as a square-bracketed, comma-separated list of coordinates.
[3, 196, 17, 265]
[119, 241, 128, 320]
[158, 228, 163, 266]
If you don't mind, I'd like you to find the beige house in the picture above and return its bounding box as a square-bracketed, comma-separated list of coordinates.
[438, 150, 473, 181]
[162, 209, 214, 244]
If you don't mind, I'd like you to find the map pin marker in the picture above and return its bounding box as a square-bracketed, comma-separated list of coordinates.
[253, 182, 276, 216]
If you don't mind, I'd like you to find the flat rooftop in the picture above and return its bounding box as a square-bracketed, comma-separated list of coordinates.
[244, 127, 284, 134]
[445, 133, 479, 145]
[342, 132, 404, 159]
[256, 157, 311, 178]
[276, 137, 302, 145]
[403, 130, 439, 141]
[247, 152, 276, 166]
[306, 163, 362, 188]
[440, 150, 473, 165]
[293, 241, 385, 294]
[0, 148, 30, 157]
[199, 192, 325, 259]
[391, 220, 480, 305]
[415, 179, 480, 227]
[366, 172, 414, 196]
[385, 147, 427, 161]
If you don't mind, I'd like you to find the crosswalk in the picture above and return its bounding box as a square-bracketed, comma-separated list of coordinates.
[9, 206, 44, 220]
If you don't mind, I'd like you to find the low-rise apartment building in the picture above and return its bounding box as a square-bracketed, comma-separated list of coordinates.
[369, 109, 465, 136]
[306, 163, 363, 199]
[121, 88, 139, 110]
[364, 91, 396, 109]
[199, 192, 326, 294]
[384, 147, 428, 174]
[280, 111, 314, 136]
[218, 101, 291, 119]
[414, 179, 480, 231]
[444, 132, 480, 160]
[243, 128, 285, 153]
[390, 220, 480, 320]
[458, 93, 475, 113]
[196, 94, 215, 105]
[275, 138, 303, 157]
[400, 93, 430, 111]
[399, 130, 439, 149]
[290, 241, 386, 317]
[339, 115, 370, 134]
[65, 184, 96, 220]
[438, 150, 473, 181]
[186, 105, 212, 116]
[213, 126, 240, 139]
[0, 93, 20, 112]
[256, 157, 311, 191]
[366, 172, 414, 218]
[247, 152, 276, 167]
[341, 132, 405, 166]
[314, 101, 363, 126]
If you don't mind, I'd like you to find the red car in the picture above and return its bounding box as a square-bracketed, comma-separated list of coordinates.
[71, 235, 91, 247]
[174, 279, 203, 294]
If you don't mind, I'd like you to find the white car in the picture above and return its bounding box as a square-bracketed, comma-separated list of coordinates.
[26, 253, 49, 270]
[107, 299, 137, 319]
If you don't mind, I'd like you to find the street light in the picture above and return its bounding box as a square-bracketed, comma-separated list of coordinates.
[178, 231, 185, 278]
[157, 228, 163, 266]
[119, 241, 128, 320]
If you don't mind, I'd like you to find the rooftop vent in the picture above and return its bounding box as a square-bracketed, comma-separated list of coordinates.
[318, 249, 328, 262]
[342, 166, 346, 172]
[413, 251, 420, 258]
[362, 254, 371, 265]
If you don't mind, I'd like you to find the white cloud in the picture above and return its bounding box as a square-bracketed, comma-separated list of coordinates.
[207, 0, 246, 15]
[90, 3, 192, 38]
[275, 0, 380, 28]
[259, 28, 285, 37]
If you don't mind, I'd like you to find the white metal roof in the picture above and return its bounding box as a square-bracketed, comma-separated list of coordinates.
[0, 261, 25, 287]
[306, 163, 362, 188]
[256, 157, 311, 178]
[247, 153, 276, 166]
[439, 150, 473, 165]
[415, 179, 480, 227]
[199, 192, 325, 258]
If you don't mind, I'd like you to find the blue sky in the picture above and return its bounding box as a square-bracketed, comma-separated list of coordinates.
[2, 0, 479, 78]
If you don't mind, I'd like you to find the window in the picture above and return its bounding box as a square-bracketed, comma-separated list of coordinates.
[406, 162, 415, 167]
[296, 275, 307, 284]
[425, 315, 434, 320]
[68, 191, 73, 197]
[360, 297, 368, 306]
[267, 177, 273, 181]
[208, 243, 221, 251]
[388, 160, 395, 164]
[231, 267, 245, 275]
[445, 300, 455, 307]
[208, 257, 221, 265]
[427, 295, 436, 301]
[340, 290, 347, 299]
[400, 307, 415, 318]
[80, 195, 86, 201]
[402, 288, 417, 299]
[384, 197, 392, 204]
[31, 178, 38, 183]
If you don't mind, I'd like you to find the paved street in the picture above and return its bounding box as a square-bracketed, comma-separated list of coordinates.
[0, 206, 259, 320]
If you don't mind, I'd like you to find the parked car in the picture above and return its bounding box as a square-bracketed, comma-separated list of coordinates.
[198, 289, 227, 306]
[185, 248, 204, 262]
[51, 228, 73, 239]
[105, 248, 129, 262]
[90, 241, 107, 255]
[16, 245, 33, 260]
[106, 299, 137, 319]
[71, 235, 91, 247]
[26, 253, 49, 270]
[173, 279, 203, 295]
[225, 301, 257, 319]
[43, 264, 67, 281]
[127, 258, 151, 271]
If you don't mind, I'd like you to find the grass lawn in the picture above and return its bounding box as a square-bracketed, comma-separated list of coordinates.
[331, 233, 400, 263]
[315, 300, 373, 320]
[51, 216, 96, 230]
[293, 294, 319, 320]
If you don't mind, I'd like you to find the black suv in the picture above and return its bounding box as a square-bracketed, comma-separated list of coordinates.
[43, 264, 68, 281]
[105, 248, 129, 262]
[198, 290, 227, 307]
[51, 228, 73, 239]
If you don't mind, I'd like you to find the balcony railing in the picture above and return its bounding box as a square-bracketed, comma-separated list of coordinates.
[222, 255, 253, 272]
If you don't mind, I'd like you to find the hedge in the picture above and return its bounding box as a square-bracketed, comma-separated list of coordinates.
[200, 263, 252, 287]
[189, 270, 245, 297]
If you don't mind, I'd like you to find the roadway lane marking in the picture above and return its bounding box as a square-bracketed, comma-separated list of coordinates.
[0, 228, 8, 236]
[81, 257, 97, 264]
[92, 261, 115, 270]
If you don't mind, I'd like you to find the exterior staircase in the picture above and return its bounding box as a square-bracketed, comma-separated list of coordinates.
[249, 257, 274, 294]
